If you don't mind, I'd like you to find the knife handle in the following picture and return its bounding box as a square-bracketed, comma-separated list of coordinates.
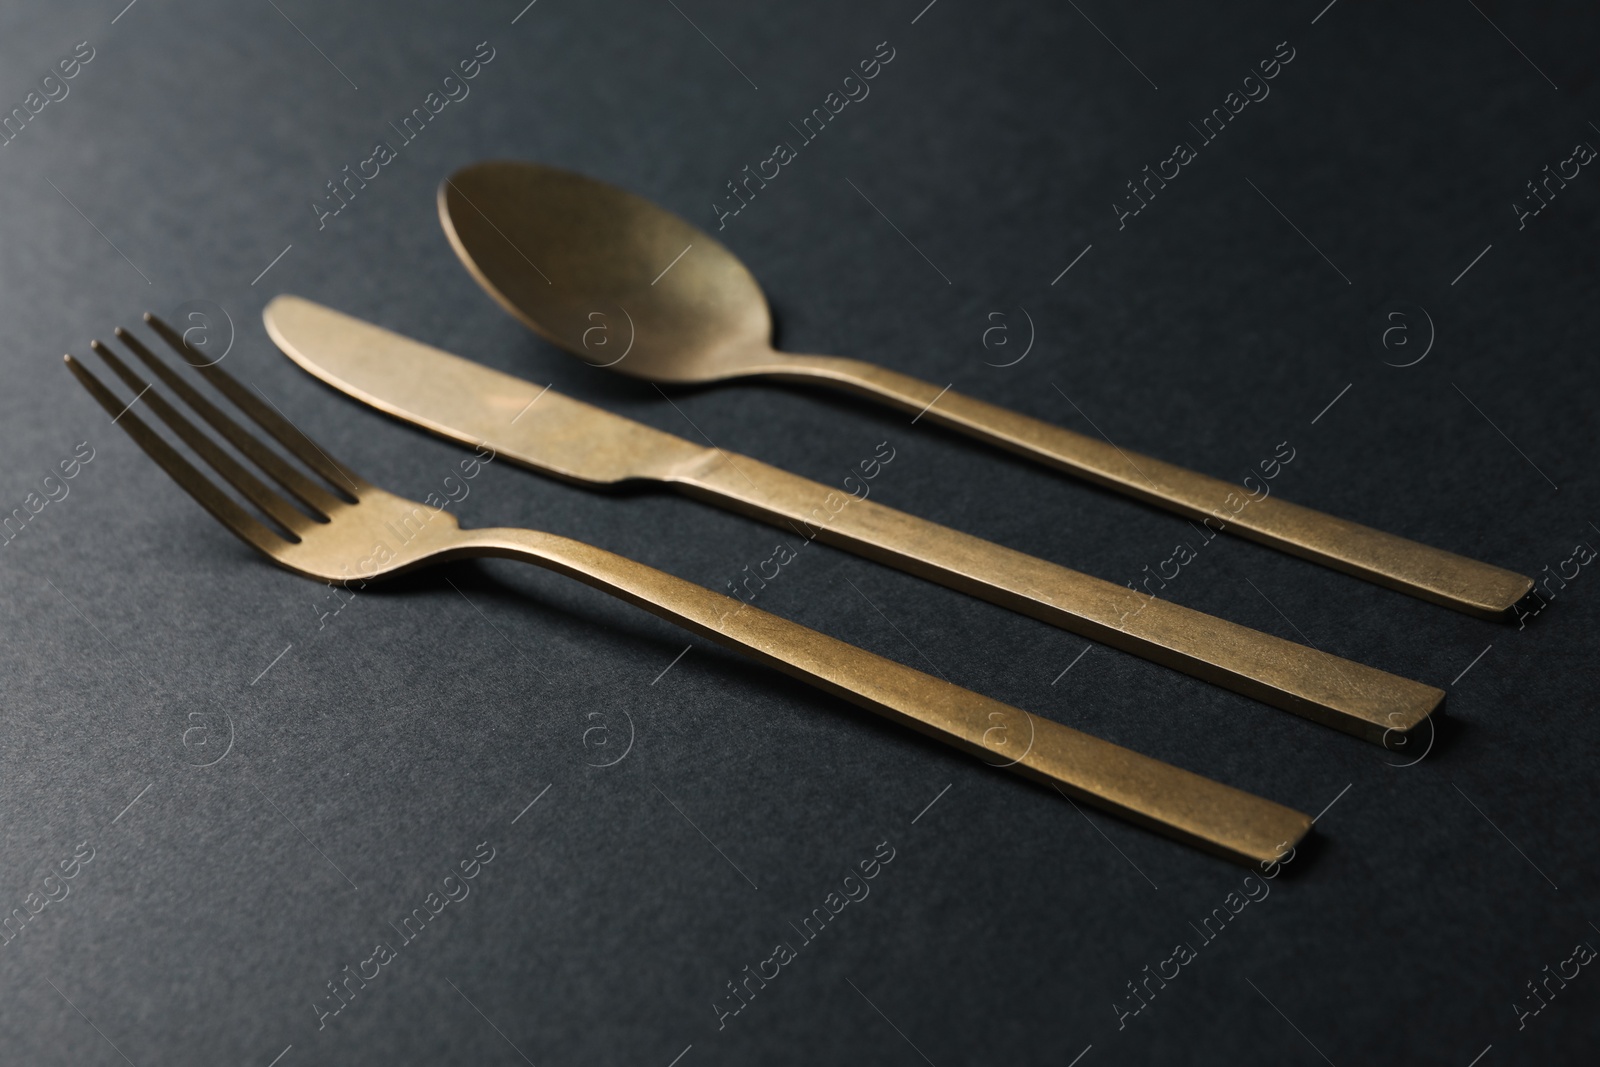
[672, 452, 1443, 746]
[764, 355, 1532, 620]
[468, 525, 1312, 868]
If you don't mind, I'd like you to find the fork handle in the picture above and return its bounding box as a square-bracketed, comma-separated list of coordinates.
[671, 452, 1442, 746]
[467, 526, 1310, 867]
[767, 355, 1532, 620]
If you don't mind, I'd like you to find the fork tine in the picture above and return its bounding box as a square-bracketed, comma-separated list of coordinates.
[64, 354, 286, 556]
[89, 339, 316, 540]
[113, 324, 349, 518]
[144, 313, 368, 497]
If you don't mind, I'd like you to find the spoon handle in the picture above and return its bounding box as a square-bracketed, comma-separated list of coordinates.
[769, 355, 1530, 620]
[473, 525, 1312, 867]
[674, 453, 1442, 746]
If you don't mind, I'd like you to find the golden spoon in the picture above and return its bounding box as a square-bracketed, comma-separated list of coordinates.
[438, 160, 1531, 621]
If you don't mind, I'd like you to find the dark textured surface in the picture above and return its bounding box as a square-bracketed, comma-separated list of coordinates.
[1, 1, 1596, 1063]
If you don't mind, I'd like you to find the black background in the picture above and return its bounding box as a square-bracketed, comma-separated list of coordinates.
[1, 1, 1596, 1064]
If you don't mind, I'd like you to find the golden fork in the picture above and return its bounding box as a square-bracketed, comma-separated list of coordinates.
[64, 315, 1312, 867]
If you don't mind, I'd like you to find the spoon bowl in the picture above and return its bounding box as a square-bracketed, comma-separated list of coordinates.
[439, 161, 779, 382]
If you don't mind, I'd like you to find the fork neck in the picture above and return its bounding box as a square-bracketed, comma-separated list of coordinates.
[449, 526, 749, 631]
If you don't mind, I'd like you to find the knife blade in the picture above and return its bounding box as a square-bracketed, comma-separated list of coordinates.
[265, 294, 709, 486]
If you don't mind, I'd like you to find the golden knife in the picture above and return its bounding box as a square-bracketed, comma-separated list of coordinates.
[264, 295, 1443, 746]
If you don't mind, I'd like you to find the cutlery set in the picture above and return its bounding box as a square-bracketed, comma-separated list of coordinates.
[65, 161, 1531, 867]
